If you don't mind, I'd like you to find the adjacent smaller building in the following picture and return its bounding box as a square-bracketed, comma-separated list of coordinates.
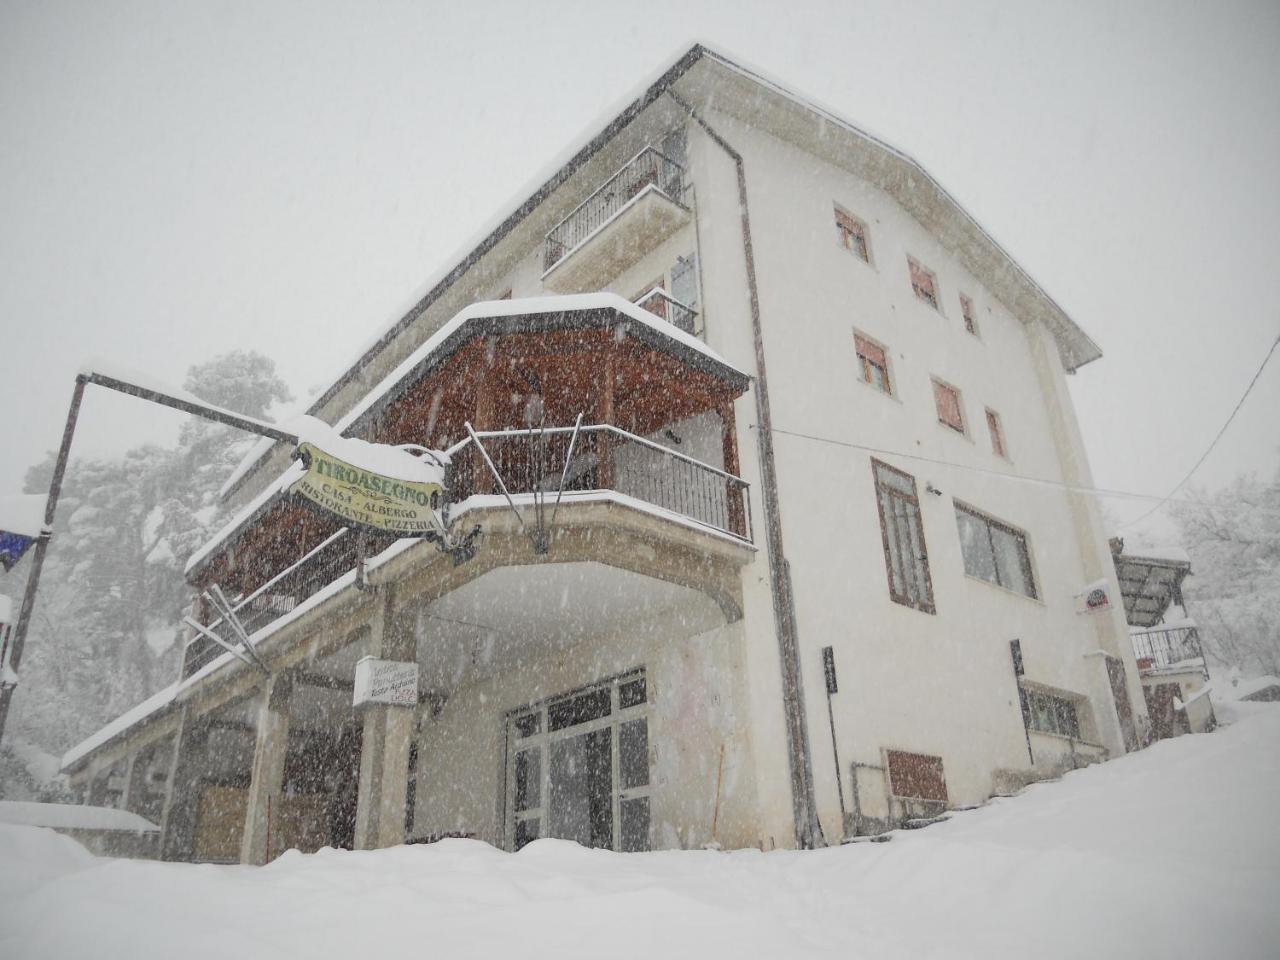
[1111, 540, 1215, 739]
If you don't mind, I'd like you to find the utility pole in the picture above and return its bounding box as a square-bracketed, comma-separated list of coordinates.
[0, 372, 296, 747]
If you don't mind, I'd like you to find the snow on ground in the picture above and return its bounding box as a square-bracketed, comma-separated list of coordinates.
[5, 705, 1279, 960]
[0, 801, 157, 833]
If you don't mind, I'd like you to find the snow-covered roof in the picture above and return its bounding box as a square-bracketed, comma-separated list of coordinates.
[60, 682, 180, 772]
[222, 42, 1100, 502]
[0, 494, 47, 538]
[188, 294, 746, 578]
[0, 800, 158, 833]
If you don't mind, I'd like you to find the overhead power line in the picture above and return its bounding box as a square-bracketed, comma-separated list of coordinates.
[1119, 330, 1280, 530]
[755, 422, 1277, 514]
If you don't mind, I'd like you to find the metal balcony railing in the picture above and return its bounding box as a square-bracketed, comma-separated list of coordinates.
[447, 424, 750, 542]
[1130, 625, 1203, 671]
[634, 287, 698, 336]
[181, 528, 375, 679]
[181, 422, 749, 679]
[543, 147, 686, 273]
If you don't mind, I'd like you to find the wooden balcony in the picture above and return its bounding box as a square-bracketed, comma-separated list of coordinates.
[184, 296, 750, 657]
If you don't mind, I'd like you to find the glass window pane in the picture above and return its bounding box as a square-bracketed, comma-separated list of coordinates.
[956, 509, 998, 583]
[881, 492, 905, 597]
[619, 719, 649, 789]
[548, 687, 612, 731]
[515, 748, 541, 812]
[514, 713, 541, 738]
[875, 463, 915, 496]
[548, 728, 613, 849]
[619, 677, 647, 709]
[620, 797, 650, 853]
[514, 817, 540, 851]
[991, 526, 1034, 598]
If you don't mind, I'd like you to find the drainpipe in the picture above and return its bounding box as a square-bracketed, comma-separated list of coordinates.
[667, 90, 825, 849]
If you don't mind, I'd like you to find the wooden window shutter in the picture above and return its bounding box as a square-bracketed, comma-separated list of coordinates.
[855, 334, 886, 369]
[933, 381, 963, 431]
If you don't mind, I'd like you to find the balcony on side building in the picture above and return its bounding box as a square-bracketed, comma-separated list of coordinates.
[542, 147, 691, 293]
[1130, 624, 1206, 676]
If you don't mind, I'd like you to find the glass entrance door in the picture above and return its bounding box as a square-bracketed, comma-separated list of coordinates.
[507, 671, 650, 852]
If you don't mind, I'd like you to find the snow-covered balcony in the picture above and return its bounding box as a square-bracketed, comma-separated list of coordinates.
[178, 295, 752, 681]
[1130, 623, 1206, 677]
[542, 147, 690, 294]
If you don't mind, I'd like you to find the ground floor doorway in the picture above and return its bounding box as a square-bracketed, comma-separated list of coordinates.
[505, 671, 651, 852]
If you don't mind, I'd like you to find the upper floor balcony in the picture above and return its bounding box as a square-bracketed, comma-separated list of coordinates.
[634, 287, 698, 337]
[180, 295, 751, 681]
[1130, 624, 1205, 676]
[542, 147, 690, 294]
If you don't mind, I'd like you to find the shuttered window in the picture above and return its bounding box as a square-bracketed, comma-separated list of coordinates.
[960, 294, 978, 335]
[854, 334, 892, 394]
[835, 207, 870, 262]
[873, 460, 935, 613]
[986, 408, 1007, 458]
[932, 380, 965, 433]
[908, 257, 939, 308]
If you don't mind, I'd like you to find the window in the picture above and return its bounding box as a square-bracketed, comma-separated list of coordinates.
[908, 257, 939, 308]
[1023, 688, 1081, 739]
[854, 333, 892, 395]
[835, 207, 870, 262]
[932, 379, 965, 433]
[986, 409, 1007, 458]
[872, 460, 935, 613]
[954, 504, 1037, 598]
[506, 672, 651, 853]
[959, 294, 978, 335]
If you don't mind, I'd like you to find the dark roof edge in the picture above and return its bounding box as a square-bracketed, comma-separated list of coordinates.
[221, 44, 709, 503]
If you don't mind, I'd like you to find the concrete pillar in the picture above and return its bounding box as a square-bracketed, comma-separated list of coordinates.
[353, 587, 417, 850]
[159, 707, 209, 861]
[120, 751, 141, 813]
[240, 671, 294, 864]
[1026, 322, 1148, 753]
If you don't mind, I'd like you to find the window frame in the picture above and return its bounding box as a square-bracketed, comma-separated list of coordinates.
[503, 669, 651, 853]
[1022, 687, 1083, 740]
[959, 293, 979, 336]
[872, 459, 936, 614]
[853, 331, 893, 396]
[931, 378, 966, 434]
[834, 205, 871, 263]
[985, 408, 1007, 458]
[907, 256, 940, 310]
[954, 502, 1038, 599]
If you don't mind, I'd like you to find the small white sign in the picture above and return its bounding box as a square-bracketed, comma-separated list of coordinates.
[353, 656, 419, 708]
[1076, 578, 1113, 615]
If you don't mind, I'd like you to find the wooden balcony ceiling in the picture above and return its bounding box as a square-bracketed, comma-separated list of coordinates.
[191, 299, 749, 596]
[1113, 551, 1191, 629]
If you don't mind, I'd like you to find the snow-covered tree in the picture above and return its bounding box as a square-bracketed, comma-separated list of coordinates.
[0, 352, 292, 780]
[1173, 465, 1280, 676]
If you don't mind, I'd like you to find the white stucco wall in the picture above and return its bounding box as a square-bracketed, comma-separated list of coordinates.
[412, 605, 763, 851]
[681, 107, 1148, 841]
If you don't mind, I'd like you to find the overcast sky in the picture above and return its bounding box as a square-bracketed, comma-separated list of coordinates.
[2, 0, 1278, 545]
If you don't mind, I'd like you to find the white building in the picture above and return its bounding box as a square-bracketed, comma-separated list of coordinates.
[60, 44, 1148, 860]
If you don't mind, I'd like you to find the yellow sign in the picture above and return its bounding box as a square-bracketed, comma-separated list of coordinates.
[289, 442, 446, 536]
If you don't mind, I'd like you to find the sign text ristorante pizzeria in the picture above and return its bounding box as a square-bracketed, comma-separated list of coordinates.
[289, 442, 446, 536]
